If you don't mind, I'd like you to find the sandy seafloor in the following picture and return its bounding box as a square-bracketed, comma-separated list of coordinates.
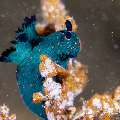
[0, 0, 120, 120]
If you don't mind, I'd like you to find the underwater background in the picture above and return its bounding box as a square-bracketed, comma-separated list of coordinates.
[0, 0, 120, 119]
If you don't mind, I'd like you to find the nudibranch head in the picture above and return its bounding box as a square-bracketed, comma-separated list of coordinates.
[35, 19, 80, 68]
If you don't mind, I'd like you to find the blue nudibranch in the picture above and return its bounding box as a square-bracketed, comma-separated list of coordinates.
[0, 16, 80, 119]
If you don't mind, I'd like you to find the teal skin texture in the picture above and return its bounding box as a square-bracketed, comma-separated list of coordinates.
[0, 16, 80, 119]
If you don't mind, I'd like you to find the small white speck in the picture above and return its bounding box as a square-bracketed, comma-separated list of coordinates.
[0, 14, 6, 18]
[113, 44, 119, 50]
[6, 94, 9, 97]
[92, 23, 96, 26]
[111, 31, 114, 34]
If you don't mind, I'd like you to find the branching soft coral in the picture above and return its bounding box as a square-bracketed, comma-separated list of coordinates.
[36, 0, 77, 34]
[0, 104, 16, 120]
[33, 55, 88, 120]
[73, 86, 120, 120]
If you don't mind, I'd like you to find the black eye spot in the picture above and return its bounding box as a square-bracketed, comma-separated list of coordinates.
[65, 32, 72, 39]
[65, 20, 72, 31]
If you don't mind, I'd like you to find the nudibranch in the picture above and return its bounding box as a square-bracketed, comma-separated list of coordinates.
[0, 0, 82, 119]
[0, 15, 80, 119]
